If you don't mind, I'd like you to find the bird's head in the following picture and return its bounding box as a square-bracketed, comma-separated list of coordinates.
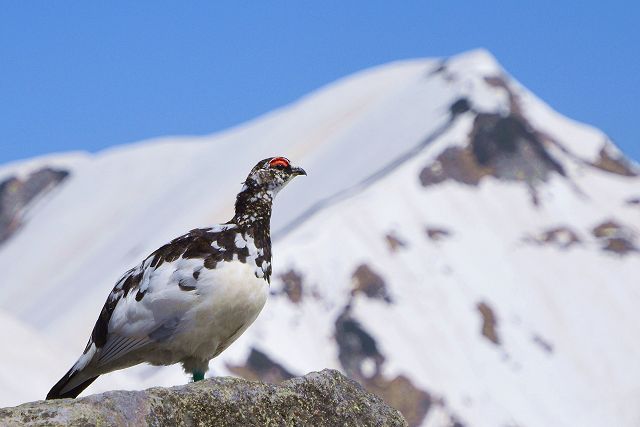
[233, 157, 306, 226]
[243, 157, 307, 196]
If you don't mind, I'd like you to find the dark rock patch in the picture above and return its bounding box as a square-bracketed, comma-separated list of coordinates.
[227, 347, 296, 384]
[603, 237, 637, 255]
[477, 302, 501, 345]
[626, 197, 640, 206]
[484, 75, 522, 115]
[592, 146, 638, 177]
[450, 97, 472, 117]
[591, 220, 638, 256]
[364, 375, 433, 427]
[351, 264, 392, 303]
[420, 146, 490, 187]
[592, 220, 624, 239]
[471, 113, 565, 182]
[524, 226, 581, 249]
[385, 232, 407, 252]
[0, 167, 69, 243]
[428, 61, 457, 82]
[335, 306, 463, 427]
[335, 307, 385, 380]
[426, 227, 452, 241]
[532, 335, 554, 354]
[428, 61, 447, 76]
[277, 269, 304, 304]
[420, 113, 566, 206]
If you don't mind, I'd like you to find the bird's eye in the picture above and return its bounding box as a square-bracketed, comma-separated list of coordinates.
[269, 157, 290, 170]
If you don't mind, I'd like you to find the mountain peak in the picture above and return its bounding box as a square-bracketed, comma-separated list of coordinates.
[446, 48, 502, 75]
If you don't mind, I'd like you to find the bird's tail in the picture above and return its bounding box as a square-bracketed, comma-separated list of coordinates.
[46, 365, 99, 400]
[47, 340, 101, 399]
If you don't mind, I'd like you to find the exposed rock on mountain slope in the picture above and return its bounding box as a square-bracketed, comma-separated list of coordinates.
[275, 269, 305, 304]
[385, 232, 407, 252]
[523, 226, 582, 249]
[476, 302, 501, 345]
[591, 219, 638, 255]
[0, 167, 68, 243]
[592, 146, 638, 176]
[227, 348, 295, 384]
[420, 111, 569, 207]
[351, 264, 392, 303]
[0, 370, 406, 427]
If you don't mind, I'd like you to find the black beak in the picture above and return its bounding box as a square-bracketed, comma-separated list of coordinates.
[291, 166, 307, 176]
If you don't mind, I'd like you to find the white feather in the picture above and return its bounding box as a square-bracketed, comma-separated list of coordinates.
[85, 256, 268, 374]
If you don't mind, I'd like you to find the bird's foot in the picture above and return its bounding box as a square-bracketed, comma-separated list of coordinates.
[192, 371, 205, 382]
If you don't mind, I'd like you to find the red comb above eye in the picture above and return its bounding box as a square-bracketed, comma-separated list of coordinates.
[269, 157, 290, 168]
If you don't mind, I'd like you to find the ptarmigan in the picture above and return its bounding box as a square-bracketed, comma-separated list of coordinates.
[46, 156, 306, 399]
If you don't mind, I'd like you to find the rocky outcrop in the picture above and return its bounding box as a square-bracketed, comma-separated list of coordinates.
[477, 301, 501, 345]
[351, 264, 392, 303]
[385, 232, 407, 252]
[592, 220, 638, 256]
[334, 307, 463, 426]
[425, 227, 452, 242]
[592, 146, 638, 177]
[0, 167, 69, 244]
[524, 226, 581, 249]
[276, 269, 305, 304]
[0, 370, 406, 427]
[420, 113, 565, 192]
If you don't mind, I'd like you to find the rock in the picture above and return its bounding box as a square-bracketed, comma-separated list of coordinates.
[524, 226, 581, 249]
[333, 307, 453, 426]
[477, 301, 500, 345]
[591, 219, 638, 256]
[276, 269, 305, 304]
[351, 264, 392, 303]
[592, 146, 638, 177]
[0, 167, 69, 244]
[0, 369, 407, 427]
[227, 348, 295, 384]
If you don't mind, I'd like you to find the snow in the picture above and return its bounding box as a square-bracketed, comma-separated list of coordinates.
[0, 49, 639, 427]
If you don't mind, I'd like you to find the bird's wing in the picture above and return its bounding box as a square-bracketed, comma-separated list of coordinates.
[95, 335, 150, 366]
[91, 257, 207, 368]
[85, 226, 235, 369]
[47, 256, 206, 397]
[48, 225, 239, 398]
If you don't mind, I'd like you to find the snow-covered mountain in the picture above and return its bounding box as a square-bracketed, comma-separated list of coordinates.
[1, 49, 639, 427]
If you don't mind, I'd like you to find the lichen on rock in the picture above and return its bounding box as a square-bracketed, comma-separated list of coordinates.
[0, 370, 407, 427]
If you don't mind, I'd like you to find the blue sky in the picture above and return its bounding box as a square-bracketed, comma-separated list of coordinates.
[1, 2, 638, 164]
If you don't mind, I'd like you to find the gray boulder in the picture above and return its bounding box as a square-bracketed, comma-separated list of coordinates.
[0, 369, 407, 426]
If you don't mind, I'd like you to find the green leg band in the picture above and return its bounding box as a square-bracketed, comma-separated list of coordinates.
[193, 371, 205, 382]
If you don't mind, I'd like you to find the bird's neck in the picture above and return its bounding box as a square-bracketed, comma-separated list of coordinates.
[231, 185, 274, 232]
